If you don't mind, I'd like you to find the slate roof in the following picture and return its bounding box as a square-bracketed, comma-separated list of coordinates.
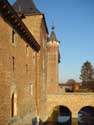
[13, 0, 41, 15]
[49, 26, 58, 42]
[13, 0, 48, 33]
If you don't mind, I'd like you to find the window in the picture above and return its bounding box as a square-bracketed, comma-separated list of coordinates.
[26, 44, 29, 56]
[12, 56, 15, 72]
[32, 52, 35, 64]
[29, 84, 33, 95]
[26, 64, 28, 72]
[11, 29, 18, 46]
[12, 30, 15, 44]
[11, 93, 17, 117]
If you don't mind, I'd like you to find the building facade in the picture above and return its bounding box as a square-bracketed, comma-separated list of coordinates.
[0, 0, 60, 125]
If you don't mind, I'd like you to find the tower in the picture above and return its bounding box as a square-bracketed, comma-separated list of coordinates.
[13, 0, 48, 121]
[47, 26, 60, 93]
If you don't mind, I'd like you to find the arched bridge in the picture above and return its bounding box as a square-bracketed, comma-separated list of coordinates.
[45, 93, 94, 120]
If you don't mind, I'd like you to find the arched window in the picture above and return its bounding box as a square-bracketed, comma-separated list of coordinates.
[11, 93, 17, 117]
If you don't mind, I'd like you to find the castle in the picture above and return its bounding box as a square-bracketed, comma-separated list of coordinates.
[0, 0, 60, 124]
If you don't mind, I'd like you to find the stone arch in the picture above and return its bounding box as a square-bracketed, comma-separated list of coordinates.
[11, 92, 17, 117]
[58, 105, 72, 125]
[45, 105, 72, 125]
[78, 106, 94, 125]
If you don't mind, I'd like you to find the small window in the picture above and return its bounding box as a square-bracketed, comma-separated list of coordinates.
[11, 29, 18, 46]
[26, 44, 29, 56]
[26, 64, 28, 72]
[12, 56, 15, 72]
[32, 53, 35, 64]
[29, 84, 33, 96]
[12, 30, 15, 44]
[11, 93, 17, 117]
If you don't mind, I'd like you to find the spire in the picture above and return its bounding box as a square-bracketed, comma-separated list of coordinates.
[48, 25, 61, 63]
[49, 25, 58, 42]
[13, 0, 41, 15]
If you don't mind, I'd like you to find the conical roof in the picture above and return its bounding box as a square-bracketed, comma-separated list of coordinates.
[49, 25, 58, 42]
[13, 0, 41, 15]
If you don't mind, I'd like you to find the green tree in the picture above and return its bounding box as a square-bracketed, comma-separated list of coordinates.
[80, 61, 94, 82]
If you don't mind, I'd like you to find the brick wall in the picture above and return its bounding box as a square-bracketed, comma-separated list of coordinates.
[47, 41, 59, 94]
[0, 12, 48, 124]
[46, 93, 94, 120]
[0, 15, 37, 125]
[23, 15, 48, 120]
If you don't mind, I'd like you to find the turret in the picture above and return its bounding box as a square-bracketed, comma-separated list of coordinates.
[47, 26, 60, 93]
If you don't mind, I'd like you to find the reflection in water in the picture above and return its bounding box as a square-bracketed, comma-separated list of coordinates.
[44, 116, 71, 125]
[58, 116, 71, 125]
[78, 106, 94, 125]
[44, 117, 94, 125]
[58, 116, 70, 122]
[44, 106, 94, 125]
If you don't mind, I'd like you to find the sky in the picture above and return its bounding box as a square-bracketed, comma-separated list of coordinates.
[9, 0, 94, 83]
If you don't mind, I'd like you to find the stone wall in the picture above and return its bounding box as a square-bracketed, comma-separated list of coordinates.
[46, 93, 94, 121]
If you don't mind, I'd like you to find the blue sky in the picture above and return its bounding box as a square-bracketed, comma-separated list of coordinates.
[9, 0, 94, 83]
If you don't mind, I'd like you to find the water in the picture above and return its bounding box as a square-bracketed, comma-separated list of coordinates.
[44, 107, 94, 125]
[58, 116, 70, 122]
[44, 118, 94, 125]
[72, 118, 78, 125]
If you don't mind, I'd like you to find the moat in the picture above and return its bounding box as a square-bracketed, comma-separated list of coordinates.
[44, 118, 94, 125]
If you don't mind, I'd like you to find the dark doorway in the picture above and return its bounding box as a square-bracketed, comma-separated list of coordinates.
[78, 106, 94, 125]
